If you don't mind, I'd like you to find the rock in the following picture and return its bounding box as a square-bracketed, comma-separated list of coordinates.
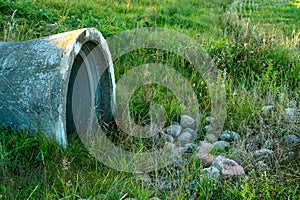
[173, 146, 185, 158]
[197, 141, 214, 153]
[261, 105, 273, 114]
[204, 133, 219, 143]
[205, 116, 215, 124]
[165, 125, 182, 138]
[254, 149, 273, 160]
[196, 152, 215, 166]
[219, 132, 231, 142]
[180, 115, 196, 129]
[203, 166, 220, 179]
[172, 143, 196, 155]
[177, 131, 193, 143]
[282, 134, 299, 146]
[256, 160, 268, 172]
[149, 198, 161, 200]
[184, 143, 198, 153]
[212, 156, 245, 176]
[182, 128, 197, 136]
[213, 141, 230, 151]
[162, 133, 175, 143]
[171, 121, 180, 126]
[204, 125, 217, 133]
[284, 108, 297, 120]
[220, 130, 240, 142]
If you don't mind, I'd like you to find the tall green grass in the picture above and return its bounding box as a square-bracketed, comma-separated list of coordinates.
[0, 0, 299, 199]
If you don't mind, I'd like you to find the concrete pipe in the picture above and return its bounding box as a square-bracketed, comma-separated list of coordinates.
[0, 28, 116, 147]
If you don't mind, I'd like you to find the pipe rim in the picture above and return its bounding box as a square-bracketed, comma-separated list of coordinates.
[53, 28, 115, 147]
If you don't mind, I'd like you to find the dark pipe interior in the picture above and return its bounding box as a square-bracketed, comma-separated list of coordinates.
[66, 41, 113, 135]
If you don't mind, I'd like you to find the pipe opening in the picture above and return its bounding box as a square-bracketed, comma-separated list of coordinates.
[66, 41, 114, 136]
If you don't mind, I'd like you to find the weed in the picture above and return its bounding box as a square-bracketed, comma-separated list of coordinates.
[0, 0, 299, 199]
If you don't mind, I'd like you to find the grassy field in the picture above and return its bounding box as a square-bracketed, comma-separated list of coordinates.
[0, 0, 300, 199]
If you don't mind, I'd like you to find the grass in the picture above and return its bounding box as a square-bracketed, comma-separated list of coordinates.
[231, 0, 300, 35]
[0, 0, 300, 199]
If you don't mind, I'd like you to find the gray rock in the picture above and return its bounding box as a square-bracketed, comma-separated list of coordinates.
[197, 141, 214, 153]
[282, 134, 299, 146]
[196, 152, 215, 166]
[180, 115, 196, 129]
[219, 133, 231, 141]
[254, 149, 273, 160]
[173, 147, 185, 159]
[204, 133, 219, 143]
[205, 116, 215, 124]
[162, 133, 175, 143]
[165, 125, 182, 138]
[184, 143, 198, 153]
[182, 128, 197, 136]
[261, 105, 274, 114]
[177, 131, 193, 143]
[212, 156, 245, 176]
[256, 160, 268, 171]
[204, 125, 217, 133]
[213, 141, 231, 151]
[203, 166, 220, 179]
[284, 108, 297, 120]
[220, 130, 240, 142]
[171, 121, 180, 126]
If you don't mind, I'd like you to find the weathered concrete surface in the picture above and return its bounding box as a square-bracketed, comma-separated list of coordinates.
[0, 28, 115, 147]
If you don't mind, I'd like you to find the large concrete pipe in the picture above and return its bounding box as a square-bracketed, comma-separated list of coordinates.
[0, 28, 116, 147]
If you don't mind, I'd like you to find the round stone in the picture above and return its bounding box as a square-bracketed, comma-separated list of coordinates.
[180, 115, 196, 129]
[196, 152, 215, 166]
[197, 141, 214, 153]
[162, 133, 175, 143]
[254, 149, 273, 160]
[177, 131, 193, 143]
[182, 128, 197, 136]
[213, 141, 230, 151]
[184, 143, 198, 153]
[220, 130, 240, 142]
[204, 133, 219, 143]
[282, 134, 299, 146]
[203, 166, 220, 179]
[205, 116, 215, 124]
[212, 156, 245, 176]
[165, 125, 182, 138]
[284, 108, 297, 120]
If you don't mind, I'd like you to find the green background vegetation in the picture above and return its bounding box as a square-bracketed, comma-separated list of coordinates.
[0, 0, 299, 199]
